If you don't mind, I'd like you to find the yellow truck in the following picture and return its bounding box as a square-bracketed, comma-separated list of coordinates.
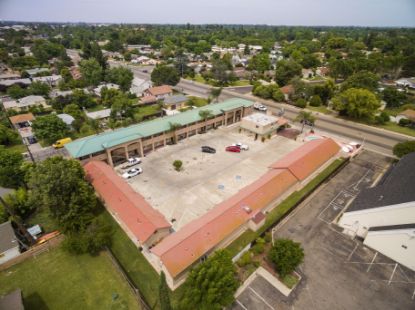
[53, 137, 72, 148]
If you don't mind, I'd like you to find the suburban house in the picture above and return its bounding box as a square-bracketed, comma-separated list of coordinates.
[0, 73, 20, 80]
[0, 289, 24, 310]
[150, 138, 340, 289]
[94, 83, 120, 96]
[0, 221, 20, 265]
[145, 85, 173, 100]
[85, 108, 112, 121]
[130, 77, 151, 97]
[0, 78, 31, 91]
[316, 66, 330, 77]
[65, 98, 254, 166]
[280, 84, 295, 101]
[338, 152, 415, 271]
[163, 94, 188, 111]
[33, 74, 62, 87]
[49, 89, 73, 98]
[240, 113, 288, 139]
[302, 68, 314, 79]
[57, 113, 75, 126]
[2, 95, 48, 111]
[9, 113, 36, 144]
[25, 67, 49, 77]
[69, 66, 82, 80]
[395, 109, 415, 125]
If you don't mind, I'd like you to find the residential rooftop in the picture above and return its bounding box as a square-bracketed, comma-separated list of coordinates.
[243, 113, 279, 126]
[65, 98, 254, 158]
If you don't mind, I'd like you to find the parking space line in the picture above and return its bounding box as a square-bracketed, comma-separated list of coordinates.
[236, 299, 248, 310]
[347, 243, 359, 261]
[388, 263, 398, 285]
[248, 287, 275, 310]
[412, 288, 415, 300]
[366, 252, 378, 273]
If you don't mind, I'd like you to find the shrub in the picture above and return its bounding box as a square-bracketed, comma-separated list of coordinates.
[261, 136, 266, 142]
[268, 239, 304, 277]
[251, 237, 266, 254]
[173, 160, 183, 171]
[264, 232, 272, 243]
[294, 98, 307, 108]
[309, 95, 322, 107]
[399, 118, 412, 127]
[393, 140, 415, 158]
[237, 251, 252, 267]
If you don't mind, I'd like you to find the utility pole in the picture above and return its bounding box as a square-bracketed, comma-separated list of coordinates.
[0, 195, 36, 247]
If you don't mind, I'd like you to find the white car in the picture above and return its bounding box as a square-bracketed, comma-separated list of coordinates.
[232, 143, 249, 151]
[122, 167, 143, 179]
[254, 103, 267, 112]
[123, 157, 141, 168]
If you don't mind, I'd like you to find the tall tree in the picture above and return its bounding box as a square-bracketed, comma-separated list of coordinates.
[180, 250, 239, 310]
[341, 71, 380, 92]
[198, 109, 214, 132]
[32, 114, 69, 144]
[332, 88, 380, 120]
[275, 59, 302, 86]
[295, 111, 316, 132]
[268, 239, 304, 277]
[151, 65, 180, 86]
[79, 58, 103, 86]
[105, 67, 134, 91]
[0, 146, 25, 188]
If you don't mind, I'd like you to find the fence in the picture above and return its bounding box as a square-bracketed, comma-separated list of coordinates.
[0, 235, 64, 271]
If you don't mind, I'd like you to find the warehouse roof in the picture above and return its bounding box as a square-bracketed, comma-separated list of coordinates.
[65, 98, 253, 158]
[347, 152, 415, 212]
[270, 138, 340, 181]
[84, 161, 171, 243]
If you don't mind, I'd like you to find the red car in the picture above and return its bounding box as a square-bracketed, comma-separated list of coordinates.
[226, 146, 241, 153]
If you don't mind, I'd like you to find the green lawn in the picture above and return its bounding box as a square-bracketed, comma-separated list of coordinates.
[231, 80, 251, 87]
[281, 274, 299, 289]
[5, 143, 27, 154]
[187, 96, 209, 107]
[0, 247, 138, 310]
[378, 122, 415, 137]
[99, 211, 161, 309]
[307, 105, 332, 115]
[86, 104, 107, 112]
[134, 105, 162, 122]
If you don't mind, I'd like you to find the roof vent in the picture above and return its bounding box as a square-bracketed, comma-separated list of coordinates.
[243, 206, 252, 214]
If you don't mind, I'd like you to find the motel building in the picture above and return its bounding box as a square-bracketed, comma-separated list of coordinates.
[65, 98, 254, 166]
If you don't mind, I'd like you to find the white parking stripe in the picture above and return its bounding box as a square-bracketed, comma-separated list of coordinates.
[367, 252, 378, 272]
[347, 243, 359, 262]
[248, 286, 275, 310]
[388, 263, 398, 285]
[236, 300, 248, 310]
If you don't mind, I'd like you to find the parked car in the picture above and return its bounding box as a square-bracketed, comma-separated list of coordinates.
[201, 146, 216, 153]
[232, 143, 249, 150]
[122, 157, 141, 168]
[226, 146, 241, 153]
[122, 167, 143, 179]
[254, 103, 267, 112]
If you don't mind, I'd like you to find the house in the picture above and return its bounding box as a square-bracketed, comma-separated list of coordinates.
[145, 85, 173, 100]
[395, 109, 415, 125]
[0, 221, 20, 265]
[94, 83, 120, 96]
[86, 108, 112, 120]
[69, 66, 82, 80]
[0, 73, 20, 80]
[163, 95, 188, 111]
[302, 68, 314, 79]
[9, 113, 36, 145]
[0, 78, 31, 91]
[57, 113, 75, 126]
[140, 95, 158, 105]
[338, 152, 415, 271]
[280, 84, 295, 101]
[395, 78, 415, 89]
[33, 75, 62, 87]
[240, 113, 288, 139]
[3, 95, 48, 111]
[0, 289, 24, 310]
[130, 77, 151, 97]
[25, 68, 49, 77]
[316, 66, 330, 77]
[50, 89, 73, 99]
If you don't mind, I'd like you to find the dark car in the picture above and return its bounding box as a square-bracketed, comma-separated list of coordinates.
[201, 146, 216, 154]
[225, 146, 241, 153]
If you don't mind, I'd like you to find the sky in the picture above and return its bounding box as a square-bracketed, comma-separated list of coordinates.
[0, 0, 414, 27]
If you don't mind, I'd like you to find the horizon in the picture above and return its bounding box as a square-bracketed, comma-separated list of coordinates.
[1, 0, 415, 27]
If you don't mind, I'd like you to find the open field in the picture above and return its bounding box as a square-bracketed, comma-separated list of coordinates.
[0, 247, 138, 310]
[121, 126, 301, 231]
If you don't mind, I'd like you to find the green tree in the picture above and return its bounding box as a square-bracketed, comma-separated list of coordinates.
[105, 67, 134, 91]
[210, 87, 222, 103]
[4, 188, 34, 219]
[248, 53, 271, 73]
[79, 58, 103, 86]
[71, 89, 96, 109]
[110, 94, 134, 120]
[341, 71, 380, 92]
[0, 146, 25, 188]
[159, 272, 172, 310]
[32, 114, 69, 145]
[309, 95, 322, 107]
[275, 59, 302, 86]
[168, 122, 181, 144]
[151, 65, 180, 86]
[272, 88, 285, 102]
[312, 81, 334, 105]
[7, 84, 27, 99]
[0, 124, 20, 146]
[393, 141, 415, 158]
[27, 81, 51, 97]
[26, 157, 97, 232]
[173, 160, 183, 172]
[268, 239, 304, 277]
[199, 109, 214, 132]
[332, 88, 380, 120]
[382, 87, 406, 108]
[295, 111, 316, 132]
[180, 250, 239, 310]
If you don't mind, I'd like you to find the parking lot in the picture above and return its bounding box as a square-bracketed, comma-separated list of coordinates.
[119, 126, 301, 231]
[260, 151, 415, 310]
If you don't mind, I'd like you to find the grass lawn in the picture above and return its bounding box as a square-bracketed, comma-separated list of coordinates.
[26, 207, 59, 233]
[307, 105, 332, 115]
[0, 247, 138, 310]
[5, 143, 27, 154]
[378, 122, 415, 137]
[99, 211, 161, 309]
[134, 105, 162, 122]
[227, 158, 346, 257]
[187, 96, 209, 107]
[231, 80, 251, 87]
[86, 104, 107, 112]
[281, 274, 299, 289]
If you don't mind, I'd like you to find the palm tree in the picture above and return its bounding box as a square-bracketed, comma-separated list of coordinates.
[295, 111, 316, 133]
[210, 87, 222, 103]
[198, 109, 213, 133]
[168, 122, 181, 144]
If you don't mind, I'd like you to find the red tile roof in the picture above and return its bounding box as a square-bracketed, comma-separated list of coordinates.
[270, 138, 340, 181]
[84, 161, 171, 243]
[148, 85, 172, 96]
[151, 168, 297, 278]
[280, 84, 294, 95]
[9, 113, 34, 124]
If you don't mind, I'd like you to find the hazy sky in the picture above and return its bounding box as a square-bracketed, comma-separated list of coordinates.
[1, 0, 414, 27]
